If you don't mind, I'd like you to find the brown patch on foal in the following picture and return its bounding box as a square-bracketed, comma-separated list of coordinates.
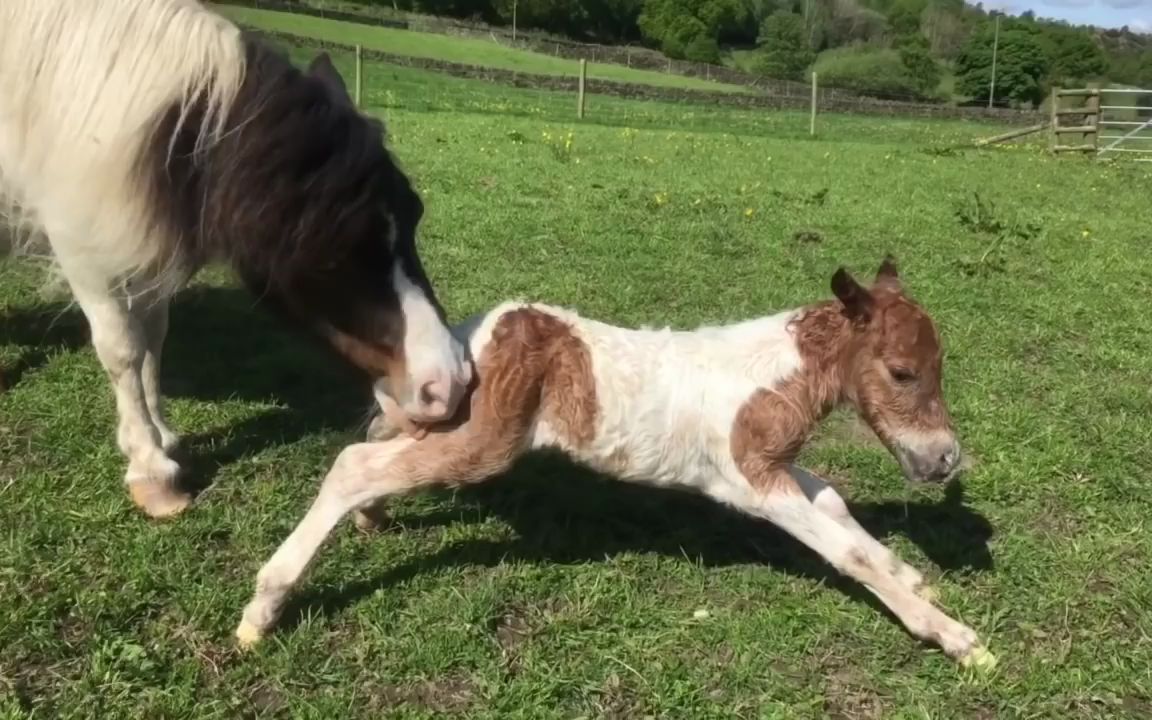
[382, 307, 597, 487]
[729, 302, 851, 493]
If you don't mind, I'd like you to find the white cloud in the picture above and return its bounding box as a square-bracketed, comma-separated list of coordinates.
[1131, 17, 1152, 29]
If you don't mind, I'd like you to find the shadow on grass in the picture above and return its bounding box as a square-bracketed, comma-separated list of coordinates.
[0, 284, 372, 489]
[280, 452, 994, 638]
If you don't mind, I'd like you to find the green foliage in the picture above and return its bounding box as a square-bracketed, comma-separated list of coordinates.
[254, 0, 1152, 104]
[637, 0, 746, 59]
[896, 34, 942, 95]
[1043, 26, 1108, 85]
[815, 46, 928, 99]
[956, 24, 1050, 106]
[752, 10, 814, 81]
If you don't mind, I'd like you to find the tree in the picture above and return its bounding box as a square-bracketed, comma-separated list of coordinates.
[638, 0, 747, 59]
[956, 26, 1050, 105]
[895, 33, 941, 95]
[753, 10, 814, 80]
[1045, 28, 1108, 84]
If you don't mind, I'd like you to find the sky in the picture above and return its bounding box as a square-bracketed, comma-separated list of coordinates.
[976, 0, 1152, 32]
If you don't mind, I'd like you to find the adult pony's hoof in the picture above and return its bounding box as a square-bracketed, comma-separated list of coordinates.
[959, 645, 998, 672]
[127, 458, 191, 518]
[235, 619, 264, 649]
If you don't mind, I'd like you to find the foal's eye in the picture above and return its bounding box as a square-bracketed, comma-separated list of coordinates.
[889, 367, 918, 384]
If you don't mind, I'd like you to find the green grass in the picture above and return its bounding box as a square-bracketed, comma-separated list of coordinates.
[219, 5, 749, 94]
[4, 55, 1152, 719]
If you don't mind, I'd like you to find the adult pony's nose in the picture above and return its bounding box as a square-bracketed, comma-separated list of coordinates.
[412, 364, 470, 422]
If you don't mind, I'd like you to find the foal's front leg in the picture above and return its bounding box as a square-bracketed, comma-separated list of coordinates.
[724, 468, 995, 669]
[236, 439, 418, 646]
[789, 465, 935, 600]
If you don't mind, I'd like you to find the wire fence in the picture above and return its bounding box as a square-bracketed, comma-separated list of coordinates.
[264, 37, 1026, 150]
[217, 0, 1042, 119]
[245, 24, 1044, 131]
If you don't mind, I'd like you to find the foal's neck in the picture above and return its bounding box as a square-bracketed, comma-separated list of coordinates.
[784, 300, 859, 420]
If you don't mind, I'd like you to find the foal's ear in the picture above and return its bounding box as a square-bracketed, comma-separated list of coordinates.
[308, 52, 354, 108]
[831, 267, 874, 322]
[874, 254, 902, 291]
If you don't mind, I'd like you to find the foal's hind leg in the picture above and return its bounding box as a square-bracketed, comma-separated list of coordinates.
[789, 466, 935, 600]
[69, 284, 189, 517]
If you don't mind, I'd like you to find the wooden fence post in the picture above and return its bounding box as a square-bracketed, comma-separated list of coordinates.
[577, 59, 587, 120]
[354, 44, 363, 107]
[810, 71, 818, 137]
[1049, 86, 1058, 153]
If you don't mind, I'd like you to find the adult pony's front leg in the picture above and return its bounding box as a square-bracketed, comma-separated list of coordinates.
[71, 284, 189, 517]
[136, 295, 179, 453]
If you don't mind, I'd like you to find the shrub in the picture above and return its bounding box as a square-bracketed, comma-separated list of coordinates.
[814, 46, 929, 99]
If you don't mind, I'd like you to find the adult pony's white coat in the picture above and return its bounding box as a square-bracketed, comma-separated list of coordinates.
[0, 0, 243, 293]
[0, 0, 471, 517]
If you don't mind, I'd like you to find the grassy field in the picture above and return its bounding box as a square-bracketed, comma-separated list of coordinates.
[3, 50, 1152, 718]
[218, 5, 749, 94]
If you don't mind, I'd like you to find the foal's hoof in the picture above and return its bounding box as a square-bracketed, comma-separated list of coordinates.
[127, 463, 192, 519]
[235, 619, 265, 649]
[959, 645, 998, 672]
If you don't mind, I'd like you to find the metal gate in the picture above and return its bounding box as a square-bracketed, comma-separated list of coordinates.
[1097, 87, 1152, 161]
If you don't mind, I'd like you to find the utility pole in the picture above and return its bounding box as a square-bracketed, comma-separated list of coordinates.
[988, 13, 1001, 109]
[512, 0, 517, 42]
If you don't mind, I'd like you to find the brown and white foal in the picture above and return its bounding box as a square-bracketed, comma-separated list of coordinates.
[236, 258, 997, 669]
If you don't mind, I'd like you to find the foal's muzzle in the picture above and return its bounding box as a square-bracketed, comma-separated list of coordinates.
[895, 433, 963, 484]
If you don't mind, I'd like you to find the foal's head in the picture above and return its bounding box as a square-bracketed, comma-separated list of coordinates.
[220, 50, 471, 424]
[830, 258, 961, 483]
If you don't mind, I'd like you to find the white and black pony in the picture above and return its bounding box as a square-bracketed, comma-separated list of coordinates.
[0, 0, 471, 517]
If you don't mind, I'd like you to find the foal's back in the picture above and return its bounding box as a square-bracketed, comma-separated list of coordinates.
[453, 301, 809, 490]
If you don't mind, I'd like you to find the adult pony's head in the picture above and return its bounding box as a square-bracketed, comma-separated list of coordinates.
[159, 46, 471, 424]
[829, 258, 961, 483]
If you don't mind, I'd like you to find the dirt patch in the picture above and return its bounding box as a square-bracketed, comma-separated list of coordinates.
[488, 604, 535, 676]
[822, 665, 888, 720]
[370, 673, 479, 714]
[245, 682, 288, 718]
[593, 673, 647, 719]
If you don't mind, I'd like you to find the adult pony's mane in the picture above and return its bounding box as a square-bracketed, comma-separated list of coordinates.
[144, 38, 419, 340]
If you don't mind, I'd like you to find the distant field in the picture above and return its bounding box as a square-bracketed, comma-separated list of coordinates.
[3, 40, 1151, 719]
[218, 5, 751, 94]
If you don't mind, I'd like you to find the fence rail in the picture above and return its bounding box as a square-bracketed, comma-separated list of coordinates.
[1098, 87, 1152, 161]
[214, 0, 1043, 121]
[242, 25, 1043, 125]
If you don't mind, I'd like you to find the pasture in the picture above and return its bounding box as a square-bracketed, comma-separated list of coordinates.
[3, 46, 1152, 718]
[218, 5, 750, 94]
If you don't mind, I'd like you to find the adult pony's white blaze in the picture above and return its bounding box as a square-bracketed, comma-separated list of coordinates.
[0, 0, 468, 518]
[381, 266, 471, 423]
[237, 259, 995, 671]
